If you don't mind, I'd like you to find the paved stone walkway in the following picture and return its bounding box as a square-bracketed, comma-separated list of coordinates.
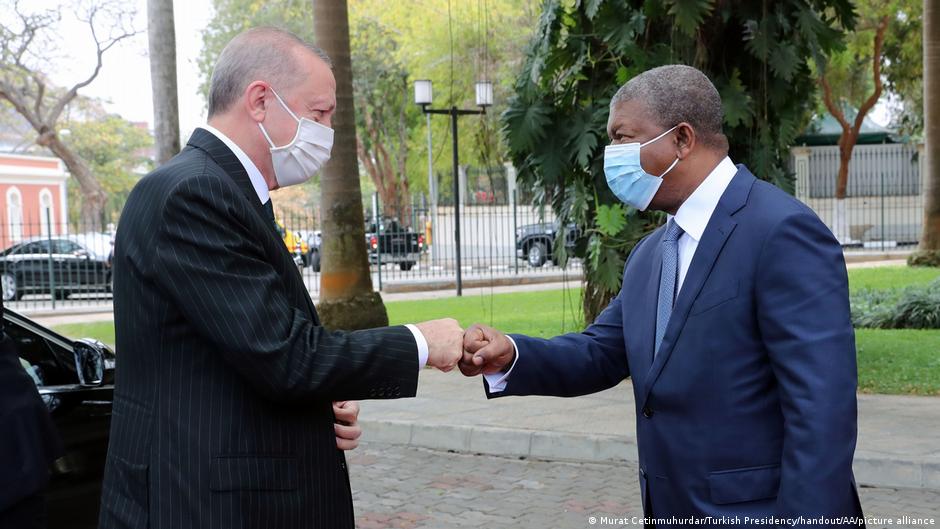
[349, 443, 940, 529]
[360, 371, 940, 490]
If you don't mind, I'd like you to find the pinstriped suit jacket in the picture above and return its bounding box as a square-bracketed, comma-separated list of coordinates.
[98, 129, 419, 529]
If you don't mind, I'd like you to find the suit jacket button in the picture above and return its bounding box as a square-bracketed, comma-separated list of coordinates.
[642, 406, 654, 418]
[640, 468, 646, 478]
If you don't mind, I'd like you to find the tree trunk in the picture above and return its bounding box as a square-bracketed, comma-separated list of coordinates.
[147, 0, 181, 165]
[818, 15, 889, 246]
[833, 136, 854, 244]
[38, 131, 107, 229]
[312, 0, 388, 330]
[920, 0, 940, 252]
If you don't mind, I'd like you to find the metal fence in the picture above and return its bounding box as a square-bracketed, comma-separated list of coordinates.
[0, 192, 580, 311]
[792, 143, 926, 251]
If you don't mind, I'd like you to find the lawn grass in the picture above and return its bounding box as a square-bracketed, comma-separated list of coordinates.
[50, 266, 940, 396]
[855, 329, 940, 396]
[847, 266, 940, 293]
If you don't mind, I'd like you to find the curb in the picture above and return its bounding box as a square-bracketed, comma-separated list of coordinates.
[380, 273, 583, 294]
[361, 419, 939, 491]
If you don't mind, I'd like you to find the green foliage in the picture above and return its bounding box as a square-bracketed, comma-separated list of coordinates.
[908, 251, 940, 268]
[62, 114, 153, 224]
[502, 0, 854, 321]
[812, 0, 923, 136]
[198, 0, 537, 199]
[851, 279, 940, 329]
[594, 203, 627, 237]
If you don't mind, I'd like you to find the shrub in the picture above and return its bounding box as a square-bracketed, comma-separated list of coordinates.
[851, 279, 940, 329]
[851, 288, 901, 328]
[891, 284, 940, 328]
[908, 250, 940, 268]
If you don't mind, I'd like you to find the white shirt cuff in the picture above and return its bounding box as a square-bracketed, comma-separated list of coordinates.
[405, 324, 429, 372]
[483, 335, 519, 393]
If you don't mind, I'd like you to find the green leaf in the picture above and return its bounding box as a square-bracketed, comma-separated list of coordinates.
[664, 0, 714, 37]
[743, 18, 773, 61]
[595, 203, 627, 237]
[502, 99, 552, 154]
[585, 0, 603, 20]
[769, 42, 800, 81]
[564, 107, 601, 169]
[718, 69, 754, 128]
[615, 65, 629, 85]
[593, 246, 626, 293]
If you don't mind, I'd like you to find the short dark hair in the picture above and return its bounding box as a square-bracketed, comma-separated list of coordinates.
[611, 65, 728, 151]
[207, 27, 332, 118]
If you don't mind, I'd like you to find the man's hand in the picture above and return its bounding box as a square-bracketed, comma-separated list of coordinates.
[415, 318, 463, 372]
[333, 401, 361, 451]
[460, 323, 515, 376]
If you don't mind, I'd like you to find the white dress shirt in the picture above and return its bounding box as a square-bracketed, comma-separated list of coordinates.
[199, 126, 429, 371]
[486, 156, 738, 392]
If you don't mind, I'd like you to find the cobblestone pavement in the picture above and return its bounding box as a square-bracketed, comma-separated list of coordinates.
[349, 443, 940, 529]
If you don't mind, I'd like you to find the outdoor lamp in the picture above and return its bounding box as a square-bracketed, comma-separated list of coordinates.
[414, 79, 433, 105]
[475, 81, 493, 107]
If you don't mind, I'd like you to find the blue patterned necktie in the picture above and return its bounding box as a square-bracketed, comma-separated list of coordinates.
[655, 220, 684, 357]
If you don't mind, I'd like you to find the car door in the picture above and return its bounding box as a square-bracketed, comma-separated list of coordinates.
[53, 240, 88, 292]
[14, 241, 52, 291]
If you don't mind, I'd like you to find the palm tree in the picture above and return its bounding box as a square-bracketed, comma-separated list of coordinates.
[147, 0, 181, 164]
[311, 0, 389, 330]
[916, 0, 940, 263]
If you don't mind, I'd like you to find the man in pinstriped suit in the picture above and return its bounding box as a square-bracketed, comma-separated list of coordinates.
[99, 27, 463, 529]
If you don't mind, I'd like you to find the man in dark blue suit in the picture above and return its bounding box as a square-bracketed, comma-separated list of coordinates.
[461, 65, 864, 525]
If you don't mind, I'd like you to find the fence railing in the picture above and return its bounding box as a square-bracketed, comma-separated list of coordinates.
[0, 194, 581, 311]
[792, 143, 926, 251]
[0, 208, 117, 312]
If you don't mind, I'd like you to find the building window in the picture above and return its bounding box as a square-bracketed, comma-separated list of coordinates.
[6, 187, 23, 243]
[40, 188, 55, 236]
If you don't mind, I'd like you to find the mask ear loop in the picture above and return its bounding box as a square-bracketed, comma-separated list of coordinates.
[257, 123, 277, 148]
[258, 87, 302, 149]
[639, 124, 681, 178]
[658, 157, 680, 178]
[640, 124, 679, 147]
[269, 88, 301, 122]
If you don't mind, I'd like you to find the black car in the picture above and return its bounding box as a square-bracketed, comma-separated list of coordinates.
[0, 237, 113, 302]
[5, 309, 114, 528]
[365, 218, 424, 271]
[515, 221, 581, 267]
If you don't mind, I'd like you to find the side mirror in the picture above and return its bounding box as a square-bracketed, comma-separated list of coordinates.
[72, 339, 115, 387]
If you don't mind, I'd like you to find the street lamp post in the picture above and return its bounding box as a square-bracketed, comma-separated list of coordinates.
[415, 79, 493, 296]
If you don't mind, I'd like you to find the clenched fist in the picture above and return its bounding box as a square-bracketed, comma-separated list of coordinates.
[415, 318, 463, 372]
[460, 323, 515, 376]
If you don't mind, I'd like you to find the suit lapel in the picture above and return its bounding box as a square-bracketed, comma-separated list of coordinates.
[185, 129, 320, 321]
[639, 168, 756, 407]
[626, 227, 666, 389]
[186, 128, 269, 222]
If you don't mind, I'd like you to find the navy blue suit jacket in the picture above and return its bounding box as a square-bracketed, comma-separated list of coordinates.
[490, 167, 863, 523]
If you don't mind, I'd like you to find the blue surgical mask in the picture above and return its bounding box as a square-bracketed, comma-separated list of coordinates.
[604, 125, 679, 211]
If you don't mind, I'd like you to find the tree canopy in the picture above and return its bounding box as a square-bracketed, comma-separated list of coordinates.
[197, 0, 536, 210]
[502, 0, 856, 321]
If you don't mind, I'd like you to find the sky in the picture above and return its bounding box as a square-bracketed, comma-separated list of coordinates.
[43, 0, 214, 137]
[37, 0, 893, 141]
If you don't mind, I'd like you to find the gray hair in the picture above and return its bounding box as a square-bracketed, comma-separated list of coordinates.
[207, 27, 332, 117]
[611, 65, 728, 150]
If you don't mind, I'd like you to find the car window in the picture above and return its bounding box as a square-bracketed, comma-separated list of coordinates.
[16, 241, 49, 255]
[54, 240, 83, 254]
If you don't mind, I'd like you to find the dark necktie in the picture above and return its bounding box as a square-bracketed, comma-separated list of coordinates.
[262, 199, 279, 235]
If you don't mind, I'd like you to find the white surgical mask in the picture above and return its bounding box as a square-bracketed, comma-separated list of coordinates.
[258, 88, 334, 188]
